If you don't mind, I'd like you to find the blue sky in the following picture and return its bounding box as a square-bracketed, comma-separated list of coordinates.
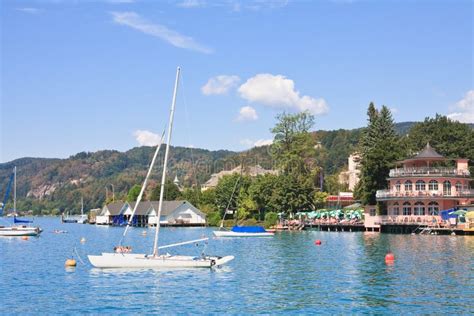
[1, 0, 473, 162]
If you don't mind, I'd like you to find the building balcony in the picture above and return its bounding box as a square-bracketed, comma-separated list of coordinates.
[388, 167, 470, 178]
[376, 189, 474, 200]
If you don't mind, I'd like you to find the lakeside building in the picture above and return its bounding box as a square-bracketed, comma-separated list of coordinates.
[201, 165, 277, 191]
[338, 153, 361, 191]
[326, 192, 358, 208]
[95, 200, 206, 226]
[365, 143, 473, 231]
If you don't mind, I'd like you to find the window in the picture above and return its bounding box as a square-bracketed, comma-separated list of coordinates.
[392, 202, 400, 215]
[405, 180, 413, 191]
[414, 201, 425, 215]
[428, 180, 438, 191]
[455, 182, 462, 193]
[415, 180, 426, 191]
[369, 208, 376, 216]
[403, 202, 411, 215]
[428, 201, 439, 215]
[443, 181, 451, 195]
[395, 181, 401, 192]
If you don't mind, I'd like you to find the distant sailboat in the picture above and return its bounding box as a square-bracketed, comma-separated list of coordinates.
[0, 167, 42, 237]
[62, 197, 88, 224]
[88, 67, 234, 268]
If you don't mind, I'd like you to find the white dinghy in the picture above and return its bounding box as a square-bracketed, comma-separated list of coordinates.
[88, 67, 234, 269]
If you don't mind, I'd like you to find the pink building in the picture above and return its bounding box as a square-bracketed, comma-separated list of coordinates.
[376, 143, 474, 220]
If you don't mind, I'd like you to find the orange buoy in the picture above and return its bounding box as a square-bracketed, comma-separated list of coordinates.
[385, 252, 395, 264]
[65, 259, 77, 267]
[314, 240, 322, 246]
[21, 236, 29, 240]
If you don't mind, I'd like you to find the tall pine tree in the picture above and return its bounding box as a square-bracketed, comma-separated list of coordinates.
[355, 104, 403, 206]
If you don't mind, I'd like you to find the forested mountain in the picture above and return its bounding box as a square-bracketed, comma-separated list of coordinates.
[0, 121, 472, 214]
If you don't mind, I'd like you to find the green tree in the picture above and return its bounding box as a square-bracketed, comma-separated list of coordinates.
[264, 212, 278, 228]
[127, 184, 141, 202]
[355, 104, 403, 205]
[150, 180, 181, 201]
[215, 174, 251, 215]
[271, 111, 316, 174]
[405, 114, 474, 174]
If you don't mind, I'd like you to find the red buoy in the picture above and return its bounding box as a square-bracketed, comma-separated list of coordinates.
[385, 252, 395, 264]
[314, 240, 322, 246]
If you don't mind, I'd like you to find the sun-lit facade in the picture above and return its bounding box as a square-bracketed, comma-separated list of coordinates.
[376, 143, 474, 219]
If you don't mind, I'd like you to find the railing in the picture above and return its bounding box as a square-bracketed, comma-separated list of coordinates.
[376, 189, 474, 199]
[378, 215, 443, 225]
[389, 167, 470, 178]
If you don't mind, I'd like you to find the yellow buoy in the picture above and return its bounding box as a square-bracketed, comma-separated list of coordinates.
[65, 259, 77, 267]
[21, 236, 29, 240]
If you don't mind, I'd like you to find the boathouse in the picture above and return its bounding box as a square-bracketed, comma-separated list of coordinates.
[96, 201, 128, 225]
[96, 200, 206, 226]
[148, 200, 206, 226]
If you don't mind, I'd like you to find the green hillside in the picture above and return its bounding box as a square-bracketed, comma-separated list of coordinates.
[0, 121, 472, 214]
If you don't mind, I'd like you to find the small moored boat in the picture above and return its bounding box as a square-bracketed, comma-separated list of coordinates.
[213, 226, 274, 237]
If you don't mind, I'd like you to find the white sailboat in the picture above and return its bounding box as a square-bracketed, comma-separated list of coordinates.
[88, 67, 234, 269]
[62, 197, 88, 223]
[0, 167, 42, 237]
[77, 197, 88, 224]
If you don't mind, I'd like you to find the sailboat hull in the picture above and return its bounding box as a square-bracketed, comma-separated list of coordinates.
[0, 226, 42, 237]
[88, 253, 234, 269]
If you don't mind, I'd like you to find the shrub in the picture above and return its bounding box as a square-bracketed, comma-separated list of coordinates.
[264, 212, 278, 228]
[206, 211, 221, 226]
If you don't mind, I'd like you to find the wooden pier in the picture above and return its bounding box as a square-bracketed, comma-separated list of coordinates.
[380, 223, 474, 235]
[300, 222, 365, 232]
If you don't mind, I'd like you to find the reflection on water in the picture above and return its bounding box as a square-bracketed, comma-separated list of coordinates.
[0, 218, 473, 314]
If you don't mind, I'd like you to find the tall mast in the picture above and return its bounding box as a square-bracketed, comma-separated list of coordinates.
[152, 66, 180, 257]
[81, 196, 84, 215]
[13, 166, 16, 213]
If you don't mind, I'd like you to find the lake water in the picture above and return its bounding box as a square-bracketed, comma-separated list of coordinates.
[1, 218, 473, 314]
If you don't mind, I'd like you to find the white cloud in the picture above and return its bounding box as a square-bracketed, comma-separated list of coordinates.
[110, 11, 213, 54]
[201, 75, 240, 95]
[177, 0, 206, 8]
[176, 0, 288, 11]
[240, 139, 254, 147]
[447, 90, 474, 123]
[106, 0, 136, 3]
[133, 130, 161, 146]
[238, 74, 329, 115]
[240, 138, 273, 148]
[16, 7, 42, 14]
[236, 106, 258, 121]
[253, 139, 273, 147]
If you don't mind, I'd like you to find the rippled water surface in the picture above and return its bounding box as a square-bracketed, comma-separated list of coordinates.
[1, 218, 473, 314]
